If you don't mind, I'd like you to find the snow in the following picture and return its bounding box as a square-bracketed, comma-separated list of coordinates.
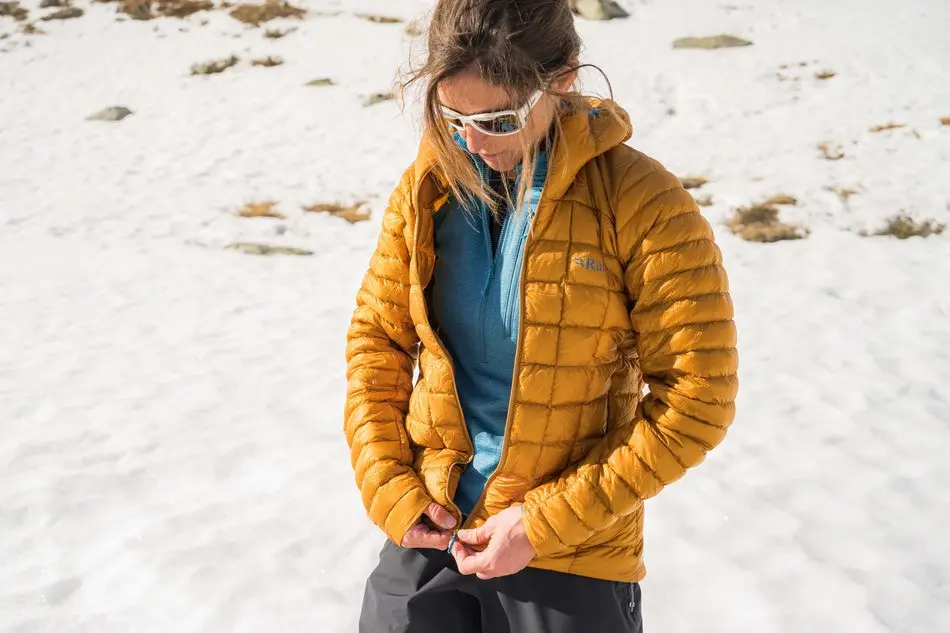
[1, 0, 949, 631]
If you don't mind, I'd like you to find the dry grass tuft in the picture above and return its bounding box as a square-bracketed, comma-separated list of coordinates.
[303, 202, 371, 224]
[0, 1, 28, 21]
[761, 193, 797, 206]
[827, 186, 860, 202]
[356, 12, 402, 24]
[21, 21, 45, 33]
[118, 0, 152, 19]
[815, 70, 836, 80]
[227, 242, 312, 256]
[404, 18, 424, 37]
[264, 26, 294, 38]
[305, 77, 335, 87]
[868, 213, 945, 239]
[363, 91, 394, 107]
[251, 55, 282, 67]
[229, 0, 304, 26]
[191, 55, 239, 75]
[159, 0, 213, 18]
[238, 201, 285, 219]
[869, 122, 906, 133]
[695, 195, 713, 207]
[673, 34, 752, 49]
[41, 6, 82, 19]
[727, 204, 806, 242]
[817, 143, 845, 160]
[679, 176, 708, 190]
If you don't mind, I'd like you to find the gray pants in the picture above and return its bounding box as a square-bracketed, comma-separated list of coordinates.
[359, 540, 643, 633]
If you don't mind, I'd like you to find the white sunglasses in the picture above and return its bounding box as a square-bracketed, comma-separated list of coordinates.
[440, 90, 544, 137]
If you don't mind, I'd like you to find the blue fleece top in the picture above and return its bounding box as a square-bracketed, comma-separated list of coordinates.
[430, 148, 548, 516]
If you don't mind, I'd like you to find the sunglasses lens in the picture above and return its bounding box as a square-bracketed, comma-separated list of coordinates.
[476, 113, 520, 135]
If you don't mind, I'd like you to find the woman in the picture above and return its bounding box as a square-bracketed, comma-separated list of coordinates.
[344, 1, 738, 631]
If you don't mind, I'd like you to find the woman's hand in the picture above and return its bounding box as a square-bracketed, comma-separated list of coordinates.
[400, 502, 457, 549]
[451, 506, 536, 579]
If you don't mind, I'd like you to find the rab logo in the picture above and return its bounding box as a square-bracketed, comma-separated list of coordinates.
[574, 256, 605, 272]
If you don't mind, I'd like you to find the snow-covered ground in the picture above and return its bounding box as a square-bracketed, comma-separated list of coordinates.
[1, 0, 948, 631]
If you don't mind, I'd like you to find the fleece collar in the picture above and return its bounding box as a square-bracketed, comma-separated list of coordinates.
[449, 129, 550, 193]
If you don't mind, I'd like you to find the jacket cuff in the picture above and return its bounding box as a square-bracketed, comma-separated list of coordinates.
[381, 485, 433, 546]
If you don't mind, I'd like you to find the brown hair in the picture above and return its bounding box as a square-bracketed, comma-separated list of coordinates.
[402, 0, 592, 216]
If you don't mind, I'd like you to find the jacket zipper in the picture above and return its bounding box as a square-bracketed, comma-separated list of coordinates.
[479, 209, 510, 362]
[461, 181, 546, 530]
[478, 261, 494, 362]
[435, 338, 474, 523]
[412, 175, 476, 523]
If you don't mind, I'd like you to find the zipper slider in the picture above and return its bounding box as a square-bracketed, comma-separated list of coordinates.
[482, 260, 495, 295]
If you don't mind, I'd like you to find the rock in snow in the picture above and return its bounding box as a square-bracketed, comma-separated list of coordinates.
[571, 0, 628, 20]
[86, 106, 134, 122]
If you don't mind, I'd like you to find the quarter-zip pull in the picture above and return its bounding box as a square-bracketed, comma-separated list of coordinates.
[482, 260, 496, 295]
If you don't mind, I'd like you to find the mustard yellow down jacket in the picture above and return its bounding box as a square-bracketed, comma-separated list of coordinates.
[344, 101, 738, 582]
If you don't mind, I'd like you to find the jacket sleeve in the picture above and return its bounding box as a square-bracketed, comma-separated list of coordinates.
[521, 166, 739, 557]
[344, 178, 433, 545]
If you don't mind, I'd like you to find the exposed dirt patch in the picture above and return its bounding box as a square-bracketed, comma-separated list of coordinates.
[673, 34, 752, 49]
[229, 0, 304, 26]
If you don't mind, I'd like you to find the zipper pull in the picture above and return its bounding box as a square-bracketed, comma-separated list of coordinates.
[482, 261, 495, 295]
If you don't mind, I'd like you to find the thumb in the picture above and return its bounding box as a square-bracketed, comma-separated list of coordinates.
[457, 522, 494, 546]
[423, 502, 457, 530]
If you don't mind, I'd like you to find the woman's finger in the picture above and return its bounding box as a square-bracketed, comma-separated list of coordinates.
[456, 523, 492, 546]
[402, 523, 452, 549]
[400, 523, 425, 547]
[456, 548, 493, 576]
[451, 539, 475, 561]
[423, 502, 457, 530]
[420, 528, 452, 549]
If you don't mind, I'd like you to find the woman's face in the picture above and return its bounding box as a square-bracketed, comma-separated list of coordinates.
[437, 70, 573, 174]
